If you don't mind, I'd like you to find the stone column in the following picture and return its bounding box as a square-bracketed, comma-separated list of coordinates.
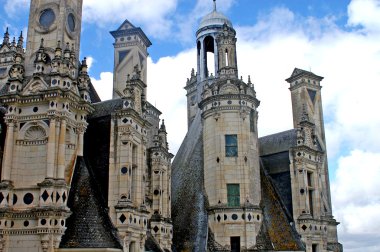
[2, 121, 14, 181]
[159, 169, 163, 214]
[214, 38, 218, 76]
[77, 127, 84, 157]
[46, 118, 56, 178]
[57, 119, 66, 179]
[162, 169, 168, 217]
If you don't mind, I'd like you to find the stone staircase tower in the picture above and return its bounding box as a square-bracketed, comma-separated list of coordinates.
[186, 1, 263, 250]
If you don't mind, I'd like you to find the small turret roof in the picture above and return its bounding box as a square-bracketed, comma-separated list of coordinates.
[198, 0, 233, 31]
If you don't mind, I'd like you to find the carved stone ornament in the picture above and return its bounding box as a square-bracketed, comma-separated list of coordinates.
[24, 125, 47, 141]
[8, 64, 24, 79]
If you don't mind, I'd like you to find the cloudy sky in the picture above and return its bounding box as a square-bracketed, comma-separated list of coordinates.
[1, 0, 380, 251]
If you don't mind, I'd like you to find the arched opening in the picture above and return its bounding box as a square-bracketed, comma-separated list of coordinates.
[203, 36, 215, 77]
[225, 49, 229, 67]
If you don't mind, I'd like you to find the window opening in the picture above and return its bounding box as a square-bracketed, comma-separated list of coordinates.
[225, 134, 238, 157]
[225, 49, 229, 67]
[227, 184, 240, 207]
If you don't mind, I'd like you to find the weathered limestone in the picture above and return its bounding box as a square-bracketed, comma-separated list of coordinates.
[0, 0, 92, 251]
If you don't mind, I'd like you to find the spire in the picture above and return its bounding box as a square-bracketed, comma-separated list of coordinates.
[11, 37, 16, 48]
[3, 27, 10, 45]
[213, 0, 217, 12]
[160, 119, 166, 132]
[17, 31, 23, 49]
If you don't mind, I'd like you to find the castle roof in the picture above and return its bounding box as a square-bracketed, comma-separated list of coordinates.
[198, 10, 233, 30]
[259, 129, 297, 156]
[198, 1, 232, 31]
[60, 157, 123, 249]
[286, 68, 324, 83]
[110, 19, 152, 47]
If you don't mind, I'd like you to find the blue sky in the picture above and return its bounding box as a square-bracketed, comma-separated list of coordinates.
[2, 0, 380, 251]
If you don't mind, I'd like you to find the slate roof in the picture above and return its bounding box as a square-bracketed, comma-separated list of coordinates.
[259, 129, 297, 156]
[145, 232, 164, 252]
[88, 81, 101, 103]
[60, 157, 123, 249]
[286, 68, 324, 83]
[260, 165, 305, 251]
[259, 130, 298, 221]
[171, 112, 208, 252]
[90, 99, 124, 118]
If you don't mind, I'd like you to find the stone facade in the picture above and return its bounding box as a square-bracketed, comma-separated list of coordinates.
[0, 1, 172, 252]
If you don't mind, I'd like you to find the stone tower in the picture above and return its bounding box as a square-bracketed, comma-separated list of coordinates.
[107, 22, 173, 251]
[111, 20, 152, 99]
[25, 0, 83, 76]
[286, 69, 341, 251]
[183, 1, 263, 249]
[0, 0, 93, 251]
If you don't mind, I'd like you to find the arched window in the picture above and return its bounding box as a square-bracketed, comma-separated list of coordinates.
[225, 49, 229, 67]
[203, 36, 215, 77]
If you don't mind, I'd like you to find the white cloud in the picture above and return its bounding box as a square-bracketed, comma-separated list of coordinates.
[332, 150, 380, 251]
[82, 0, 177, 38]
[348, 0, 380, 32]
[86, 56, 94, 72]
[147, 49, 196, 152]
[91, 72, 113, 101]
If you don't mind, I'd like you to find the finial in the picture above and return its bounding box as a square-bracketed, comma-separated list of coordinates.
[248, 75, 252, 84]
[213, 0, 217, 11]
[39, 38, 44, 48]
[17, 31, 23, 46]
[57, 40, 61, 49]
[160, 119, 166, 131]
[3, 27, 10, 44]
[82, 57, 87, 66]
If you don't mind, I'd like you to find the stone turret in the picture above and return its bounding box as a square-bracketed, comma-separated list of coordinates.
[287, 68, 342, 252]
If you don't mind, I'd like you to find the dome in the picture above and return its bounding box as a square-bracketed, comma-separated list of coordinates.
[198, 10, 233, 31]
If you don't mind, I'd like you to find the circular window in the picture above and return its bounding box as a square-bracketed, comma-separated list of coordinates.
[67, 13, 76, 32]
[231, 214, 238, 220]
[23, 193, 34, 205]
[24, 220, 29, 227]
[154, 190, 159, 196]
[121, 167, 128, 174]
[39, 8, 55, 29]
[41, 219, 47, 225]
